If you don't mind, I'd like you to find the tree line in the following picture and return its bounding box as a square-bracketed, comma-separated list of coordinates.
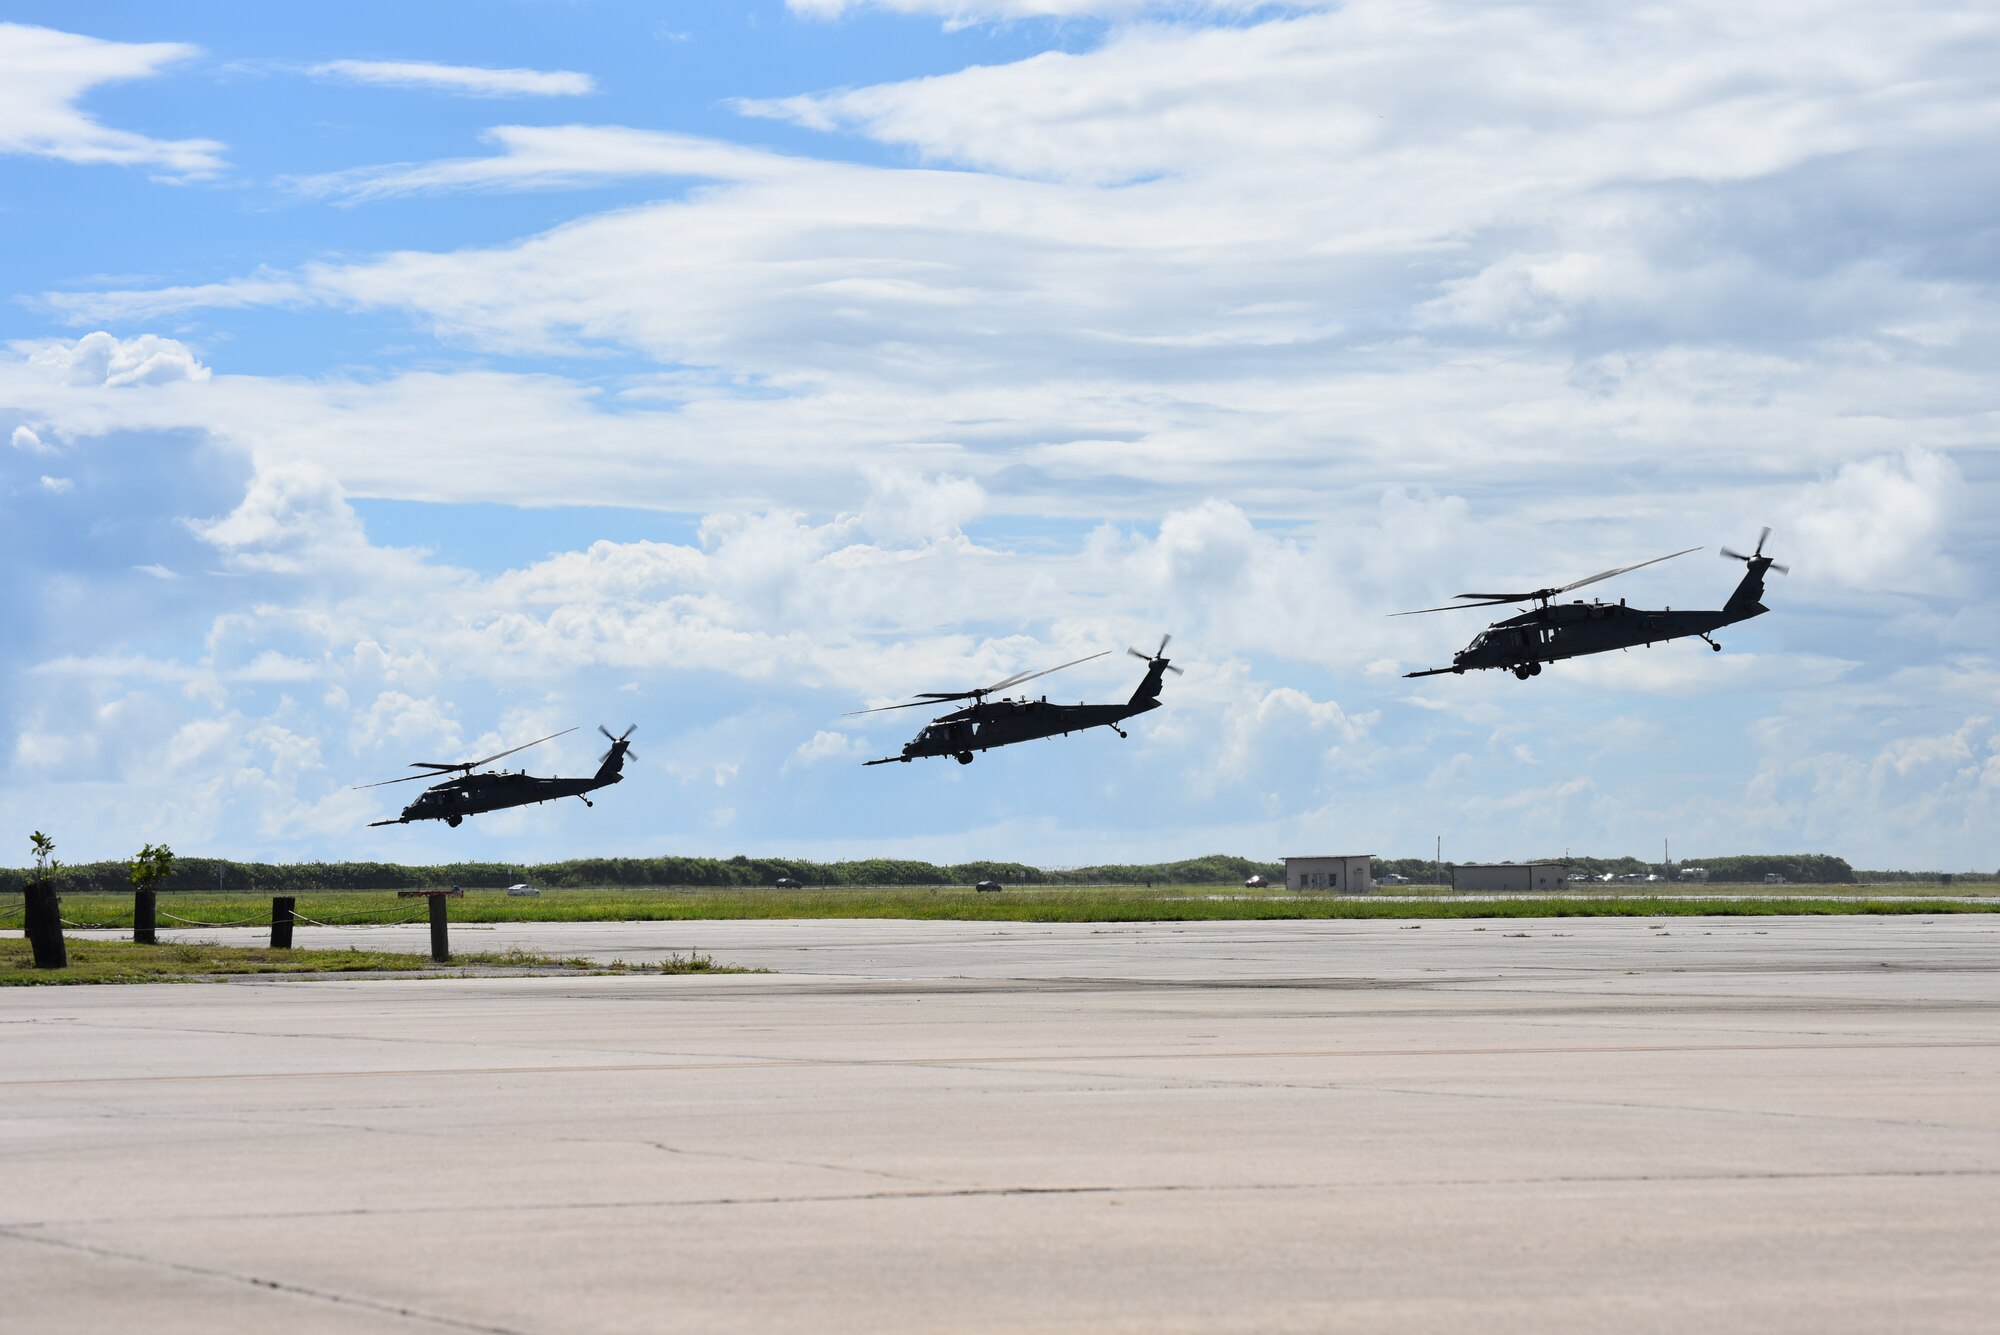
[11, 848, 1984, 894]
[0, 852, 1284, 894]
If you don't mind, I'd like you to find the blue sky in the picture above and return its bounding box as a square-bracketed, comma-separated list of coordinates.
[4, 1, 1997, 871]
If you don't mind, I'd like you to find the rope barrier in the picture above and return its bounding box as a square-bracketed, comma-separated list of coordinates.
[159, 911, 271, 928]
[289, 907, 428, 927]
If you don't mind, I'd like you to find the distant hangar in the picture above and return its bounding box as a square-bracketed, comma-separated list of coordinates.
[1284, 855, 1372, 894]
[1450, 862, 1566, 892]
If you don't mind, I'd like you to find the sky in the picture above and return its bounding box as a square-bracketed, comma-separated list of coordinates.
[3, 0, 1997, 871]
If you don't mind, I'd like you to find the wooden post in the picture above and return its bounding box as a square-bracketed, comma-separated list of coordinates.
[23, 882, 68, 970]
[397, 888, 460, 964]
[134, 888, 157, 945]
[270, 896, 296, 949]
[428, 894, 450, 963]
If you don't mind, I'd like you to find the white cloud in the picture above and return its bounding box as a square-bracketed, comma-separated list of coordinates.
[11, 424, 50, 452]
[0, 23, 224, 176]
[38, 475, 73, 494]
[788, 0, 1325, 20]
[307, 59, 596, 98]
[1787, 448, 1962, 592]
[291, 125, 803, 202]
[24, 331, 211, 387]
[787, 729, 869, 770]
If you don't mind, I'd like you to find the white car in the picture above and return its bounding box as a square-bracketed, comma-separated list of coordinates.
[506, 883, 540, 897]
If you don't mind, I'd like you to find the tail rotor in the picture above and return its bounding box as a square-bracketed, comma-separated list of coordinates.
[1127, 633, 1185, 674]
[1720, 527, 1789, 575]
[597, 723, 638, 766]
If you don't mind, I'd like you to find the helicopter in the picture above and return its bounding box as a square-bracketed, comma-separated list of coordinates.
[359, 725, 636, 827]
[1396, 530, 1788, 681]
[856, 637, 1182, 766]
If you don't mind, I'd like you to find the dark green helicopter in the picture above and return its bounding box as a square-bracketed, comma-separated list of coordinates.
[1397, 530, 1787, 680]
[856, 637, 1181, 766]
[360, 725, 635, 827]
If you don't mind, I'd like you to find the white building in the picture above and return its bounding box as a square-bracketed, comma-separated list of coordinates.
[1450, 862, 1566, 892]
[1284, 855, 1373, 894]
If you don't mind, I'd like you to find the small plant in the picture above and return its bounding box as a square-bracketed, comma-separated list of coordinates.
[127, 842, 175, 893]
[29, 831, 59, 882]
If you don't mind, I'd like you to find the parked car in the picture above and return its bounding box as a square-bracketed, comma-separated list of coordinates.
[505, 883, 540, 898]
[975, 880, 1003, 893]
[774, 876, 802, 889]
[1243, 875, 1268, 888]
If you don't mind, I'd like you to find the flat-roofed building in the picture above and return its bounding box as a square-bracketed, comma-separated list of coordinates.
[1284, 855, 1373, 894]
[1450, 862, 1566, 892]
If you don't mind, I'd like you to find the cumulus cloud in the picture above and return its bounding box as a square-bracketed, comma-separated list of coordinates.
[307, 59, 596, 98]
[38, 474, 73, 494]
[10, 424, 50, 452]
[0, 23, 224, 176]
[1787, 448, 1962, 592]
[24, 331, 212, 387]
[786, 729, 867, 770]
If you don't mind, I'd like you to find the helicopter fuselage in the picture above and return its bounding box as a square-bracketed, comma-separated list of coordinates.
[370, 747, 628, 827]
[867, 657, 1173, 765]
[1409, 558, 1774, 680]
[872, 698, 1160, 765]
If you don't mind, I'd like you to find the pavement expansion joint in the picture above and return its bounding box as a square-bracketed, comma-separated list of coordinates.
[0, 1225, 539, 1335]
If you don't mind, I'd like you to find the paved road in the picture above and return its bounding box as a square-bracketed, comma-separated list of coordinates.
[6, 916, 1999, 1332]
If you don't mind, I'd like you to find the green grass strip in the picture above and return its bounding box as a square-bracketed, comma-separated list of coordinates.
[29, 886, 2000, 929]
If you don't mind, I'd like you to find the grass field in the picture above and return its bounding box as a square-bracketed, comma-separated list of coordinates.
[15, 884, 1999, 930]
[0, 937, 749, 985]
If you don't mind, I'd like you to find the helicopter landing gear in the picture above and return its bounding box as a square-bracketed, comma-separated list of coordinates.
[446, 815, 462, 828]
[577, 795, 593, 807]
[1513, 663, 1541, 680]
[1111, 724, 1128, 739]
[955, 751, 974, 765]
[1701, 634, 1722, 652]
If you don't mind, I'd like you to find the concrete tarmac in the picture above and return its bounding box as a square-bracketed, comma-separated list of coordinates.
[6, 915, 2000, 1333]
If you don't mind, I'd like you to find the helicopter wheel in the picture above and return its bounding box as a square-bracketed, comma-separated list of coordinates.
[1529, 662, 1542, 676]
[1513, 665, 1533, 680]
[446, 815, 462, 828]
[1711, 640, 1723, 652]
[955, 751, 974, 765]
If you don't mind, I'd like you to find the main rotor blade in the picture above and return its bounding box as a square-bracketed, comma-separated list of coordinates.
[354, 770, 451, 790]
[846, 697, 961, 716]
[1454, 591, 1544, 602]
[1556, 546, 1701, 596]
[848, 650, 1110, 717]
[1754, 525, 1771, 556]
[461, 727, 577, 772]
[994, 649, 1110, 694]
[1389, 598, 1521, 617]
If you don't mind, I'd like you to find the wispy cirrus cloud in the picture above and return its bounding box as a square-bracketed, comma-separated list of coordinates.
[289, 125, 800, 202]
[0, 23, 224, 176]
[307, 58, 596, 98]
